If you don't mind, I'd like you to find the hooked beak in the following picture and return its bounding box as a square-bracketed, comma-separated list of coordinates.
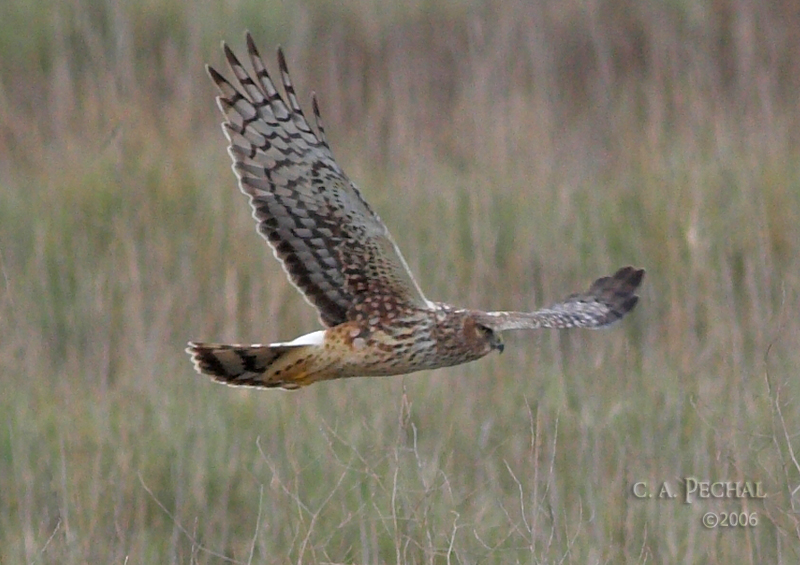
[492, 334, 504, 354]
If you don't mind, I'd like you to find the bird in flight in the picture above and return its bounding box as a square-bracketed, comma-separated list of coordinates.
[187, 33, 644, 390]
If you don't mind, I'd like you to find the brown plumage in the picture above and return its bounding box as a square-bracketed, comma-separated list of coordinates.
[187, 33, 645, 390]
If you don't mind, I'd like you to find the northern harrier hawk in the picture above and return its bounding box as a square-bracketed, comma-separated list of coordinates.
[187, 34, 645, 390]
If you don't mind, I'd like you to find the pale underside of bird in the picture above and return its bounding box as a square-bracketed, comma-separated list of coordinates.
[186, 33, 645, 390]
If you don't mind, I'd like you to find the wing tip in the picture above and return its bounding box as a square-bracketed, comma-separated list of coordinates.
[206, 64, 226, 86]
[222, 41, 239, 67]
[613, 265, 645, 289]
[621, 294, 639, 315]
[277, 45, 288, 73]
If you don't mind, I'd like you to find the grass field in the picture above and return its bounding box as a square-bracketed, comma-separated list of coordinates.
[2, 0, 800, 562]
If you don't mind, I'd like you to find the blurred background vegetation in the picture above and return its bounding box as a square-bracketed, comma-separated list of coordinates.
[1, 0, 799, 562]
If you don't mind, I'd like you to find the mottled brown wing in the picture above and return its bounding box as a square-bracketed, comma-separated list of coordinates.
[208, 33, 429, 327]
[475, 267, 644, 331]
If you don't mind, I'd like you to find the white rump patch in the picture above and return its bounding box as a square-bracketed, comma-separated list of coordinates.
[271, 330, 325, 347]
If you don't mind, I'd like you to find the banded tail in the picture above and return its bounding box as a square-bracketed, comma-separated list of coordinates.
[187, 337, 326, 390]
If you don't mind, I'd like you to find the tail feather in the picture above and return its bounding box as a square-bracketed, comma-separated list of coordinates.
[186, 342, 322, 390]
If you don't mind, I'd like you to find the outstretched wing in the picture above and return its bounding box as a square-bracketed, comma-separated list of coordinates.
[208, 33, 429, 327]
[474, 266, 644, 331]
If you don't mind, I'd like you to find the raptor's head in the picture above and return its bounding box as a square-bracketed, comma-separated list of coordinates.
[481, 324, 504, 354]
[463, 315, 504, 356]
